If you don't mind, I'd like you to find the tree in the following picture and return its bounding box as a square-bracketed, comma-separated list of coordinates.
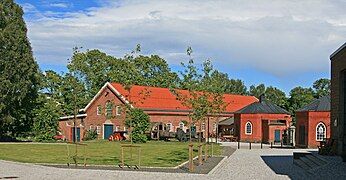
[265, 86, 287, 108]
[125, 108, 150, 143]
[249, 84, 266, 98]
[0, 0, 40, 137]
[33, 95, 62, 141]
[312, 78, 330, 98]
[287, 87, 315, 114]
[207, 71, 247, 95]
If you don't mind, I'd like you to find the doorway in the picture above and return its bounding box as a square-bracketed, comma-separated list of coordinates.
[274, 130, 281, 142]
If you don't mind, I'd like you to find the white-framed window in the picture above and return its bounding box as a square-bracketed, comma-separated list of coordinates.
[97, 105, 102, 115]
[105, 101, 113, 117]
[201, 123, 206, 131]
[245, 121, 252, 135]
[96, 126, 101, 134]
[316, 122, 326, 141]
[115, 126, 119, 131]
[179, 122, 184, 129]
[213, 123, 217, 131]
[166, 123, 172, 132]
[89, 124, 94, 130]
[116, 106, 121, 116]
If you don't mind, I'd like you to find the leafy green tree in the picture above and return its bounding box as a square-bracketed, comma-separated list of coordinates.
[287, 86, 315, 114]
[227, 79, 248, 95]
[0, 0, 40, 137]
[33, 96, 62, 141]
[265, 86, 287, 108]
[125, 108, 150, 143]
[312, 78, 330, 98]
[207, 71, 247, 95]
[249, 84, 266, 98]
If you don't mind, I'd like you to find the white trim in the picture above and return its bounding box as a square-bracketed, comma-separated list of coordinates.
[316, 122, 326, 141]
[81, 82, 134, 112]
[166, 123, 172, 132]
[116, 105, 121, 116]
[97, 105, 101, 115]
[59, 114, 87, 120]
[245, 121, 252, 135]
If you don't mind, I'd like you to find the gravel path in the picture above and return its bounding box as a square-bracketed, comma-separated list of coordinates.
[1, 145, 344, 180]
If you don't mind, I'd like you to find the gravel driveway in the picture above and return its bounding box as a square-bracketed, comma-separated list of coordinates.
[0, 146, 340, 180]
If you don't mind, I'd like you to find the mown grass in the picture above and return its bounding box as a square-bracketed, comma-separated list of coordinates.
[0, 141, 222, 167]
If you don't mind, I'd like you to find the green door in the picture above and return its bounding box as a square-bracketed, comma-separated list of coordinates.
[104, 124, 114, 139]
[72, 127, 80, 142]
[274, 130, 281, 142]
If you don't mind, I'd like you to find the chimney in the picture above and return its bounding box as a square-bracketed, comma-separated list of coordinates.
[259, 94, 265, 103]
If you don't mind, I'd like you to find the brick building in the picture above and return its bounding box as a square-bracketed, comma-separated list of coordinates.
[234, 95, 292, 143]
[59, 82, 257, 141]
[331, 42, 346, 159]
[295, 96, 330, 148]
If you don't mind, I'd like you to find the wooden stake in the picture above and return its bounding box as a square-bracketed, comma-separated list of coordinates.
[189, 144, 194, 172]
[198, 144, 203, 165]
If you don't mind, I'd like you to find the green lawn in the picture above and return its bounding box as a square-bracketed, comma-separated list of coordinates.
[0, 141, 222, 167]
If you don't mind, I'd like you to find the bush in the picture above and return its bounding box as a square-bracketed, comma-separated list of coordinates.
[83, 129, 98, 141]
[125, 108, 150, 143]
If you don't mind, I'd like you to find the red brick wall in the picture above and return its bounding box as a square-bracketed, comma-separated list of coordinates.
[307, 111, 330, 148]
[296, 111, 309, 147]
[235, 113, 291, 142]
[59, 85, 231, 141]
[296, 111, 331, 148]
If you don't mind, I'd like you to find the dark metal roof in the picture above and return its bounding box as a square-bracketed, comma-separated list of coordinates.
[297, 96, 330, 112]
[330, 42, 346, 59]
[218, 117, 234, 125]
[235, 99, 290, 114]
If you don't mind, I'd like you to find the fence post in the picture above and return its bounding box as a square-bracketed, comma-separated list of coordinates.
[270, 142, 273, 149]
[249, 142, 251, 150]
[281, 141, 283, 148]
[238, 141, 240, 149]
[261, 142, 263, 149]
[189, 144, 194, 172]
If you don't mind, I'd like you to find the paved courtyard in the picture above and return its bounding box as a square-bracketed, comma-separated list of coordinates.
[0, 143, 345, 180]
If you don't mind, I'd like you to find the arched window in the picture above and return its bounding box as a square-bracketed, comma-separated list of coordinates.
[105, 101, 113, 117]
[316, 122, 326, 141]
[245, 121, 252, 135]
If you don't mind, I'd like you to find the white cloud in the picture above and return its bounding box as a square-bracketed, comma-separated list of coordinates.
[24, 0, 346, 77]
[49, 3, 69, 8]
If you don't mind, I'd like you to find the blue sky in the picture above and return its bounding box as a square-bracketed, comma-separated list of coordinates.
[16, 0, 346, 94]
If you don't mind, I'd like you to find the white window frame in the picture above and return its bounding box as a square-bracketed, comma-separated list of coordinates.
[316, 122, 326, 141]
[105, 101, 113, 117]
[96, 126, 101, 135]
[245, 121, 252, 135]
[201, 123, 206, 131]
[116, 106, 121, 116]
[179, 122, 184, 129]
[166, 123, 172, 132]
[97, 105, 101, 115]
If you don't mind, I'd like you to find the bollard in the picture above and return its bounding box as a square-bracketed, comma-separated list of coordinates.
[261, 142, 263, 149]
[188, 144, 194, 172]
[281, 141, 283, 148]
[249, 142, 251, 150]
[198, 144, 203, 165]
[270, 142, 273, 148]
[238, 141, 240, 149]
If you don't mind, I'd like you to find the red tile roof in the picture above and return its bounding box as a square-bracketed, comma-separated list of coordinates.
[111, 83, 258, 113]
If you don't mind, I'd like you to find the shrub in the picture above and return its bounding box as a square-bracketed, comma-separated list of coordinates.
[83, 129, 98, 141]
[125, 108, 150, 143]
